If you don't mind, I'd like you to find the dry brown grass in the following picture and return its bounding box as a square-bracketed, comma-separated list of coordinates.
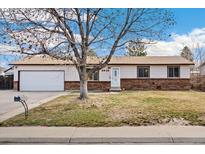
[2, 90, 205, 126]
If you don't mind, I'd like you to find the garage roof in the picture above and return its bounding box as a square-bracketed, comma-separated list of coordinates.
[11, 54, 194, 65]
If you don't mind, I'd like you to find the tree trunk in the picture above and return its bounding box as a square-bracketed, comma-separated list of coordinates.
[79, 66, 88, 100]
[80, 78, 88, 99]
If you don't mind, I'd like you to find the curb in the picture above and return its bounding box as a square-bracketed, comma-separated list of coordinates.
[1, 137, 205, 144]
[0, 138, 70, 144]
[69, 137, 173, 144]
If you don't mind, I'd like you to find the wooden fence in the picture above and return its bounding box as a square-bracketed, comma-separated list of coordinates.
[0, 75, 13, 89]
[190, 74, 205, 91]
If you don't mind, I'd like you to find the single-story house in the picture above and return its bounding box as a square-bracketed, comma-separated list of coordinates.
[11, 54, 194, 91]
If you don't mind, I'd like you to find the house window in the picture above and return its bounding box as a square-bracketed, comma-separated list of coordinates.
[137, 66, 150, 78]
[168, 66, 180, 78]
[86, 69, 99, 81]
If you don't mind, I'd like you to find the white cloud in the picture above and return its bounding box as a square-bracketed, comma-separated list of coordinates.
[0, 44, 18, 54]
[0, 61, 8, 68]
[147, 28, 205, 56]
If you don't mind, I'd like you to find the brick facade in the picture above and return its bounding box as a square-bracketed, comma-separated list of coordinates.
[64, 81, 110, 91]
[65, 79, 191, 91]
[14, 79, 191, 91]
[121, 78, 191, 90]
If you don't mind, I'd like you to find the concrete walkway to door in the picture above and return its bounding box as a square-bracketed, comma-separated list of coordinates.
[0, 90, 68, 122]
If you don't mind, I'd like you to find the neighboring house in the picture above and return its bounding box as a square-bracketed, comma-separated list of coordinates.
[11, 54, 194, 91]
[0, 66, 5, 76]
[191, 68, 200, 77]
[191, 63, 205, 91]
[199, 62, 205, 76]
[4, 66, 14, 76]
[0, 66, 14, 76]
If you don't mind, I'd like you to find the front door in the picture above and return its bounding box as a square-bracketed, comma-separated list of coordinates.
[111, 67, 120, 89]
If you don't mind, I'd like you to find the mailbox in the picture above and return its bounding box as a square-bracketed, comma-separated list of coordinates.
[14, 96, 21, 102]
[13, 96, 28, 119]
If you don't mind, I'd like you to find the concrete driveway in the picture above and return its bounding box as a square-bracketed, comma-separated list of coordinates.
[0, 90, 68, 122]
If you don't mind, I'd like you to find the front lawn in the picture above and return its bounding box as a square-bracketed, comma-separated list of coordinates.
[2, 91, 205, 126]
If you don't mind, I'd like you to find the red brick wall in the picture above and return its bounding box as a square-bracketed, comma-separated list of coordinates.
[64, 81, 110, 91]
[65, 79, 191, 91]
[14, 79, 191, 91]
[121, 78, 191, 90]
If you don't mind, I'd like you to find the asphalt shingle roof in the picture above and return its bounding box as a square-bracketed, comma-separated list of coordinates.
[10, 54, 194, 65]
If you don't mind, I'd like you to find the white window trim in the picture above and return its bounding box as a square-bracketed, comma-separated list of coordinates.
[137, 66, 150, 78]
[167, 66, 180, 78]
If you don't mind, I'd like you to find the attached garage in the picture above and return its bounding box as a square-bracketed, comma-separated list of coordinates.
[19, 71, 64, 91]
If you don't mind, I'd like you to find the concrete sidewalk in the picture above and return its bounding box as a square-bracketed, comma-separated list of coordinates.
[1, 126, 205, 144]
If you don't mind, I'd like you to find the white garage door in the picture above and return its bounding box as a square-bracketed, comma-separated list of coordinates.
[20, 71, 64, 91]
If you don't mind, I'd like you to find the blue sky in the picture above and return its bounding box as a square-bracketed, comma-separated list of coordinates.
[145, 9, 205, 56]
[171, 9, 205, 34]
[1, 8, 205, 67]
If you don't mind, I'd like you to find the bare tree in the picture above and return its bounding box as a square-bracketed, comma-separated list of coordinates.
[125, 40, 149, 56]
[181, 46, 193, 62]
[194, 43, 205, 66]
[0, 8, 174, 99]
[87, 48, 97, 57]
